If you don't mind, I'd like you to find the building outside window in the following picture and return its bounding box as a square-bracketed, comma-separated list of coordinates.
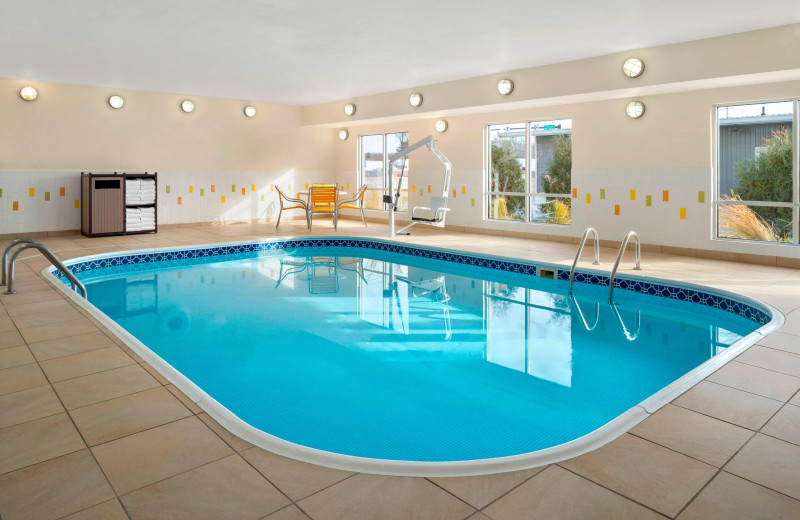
[716, 101, 797, 244]
[359, 132, 409, 211]
[488, 119, 572, 224]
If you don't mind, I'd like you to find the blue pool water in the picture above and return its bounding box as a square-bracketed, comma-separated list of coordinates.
[75, 246, 760, 462]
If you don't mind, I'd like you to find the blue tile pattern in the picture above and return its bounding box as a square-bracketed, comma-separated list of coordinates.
[51, 237, 771, 325]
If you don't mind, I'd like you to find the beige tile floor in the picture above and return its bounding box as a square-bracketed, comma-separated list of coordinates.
[1, 218, 800, 519]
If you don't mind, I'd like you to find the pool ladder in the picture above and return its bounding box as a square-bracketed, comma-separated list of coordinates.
[1, 239, 87, 298]
[608, 231, 642, 304]
[568, 227, 600, 293]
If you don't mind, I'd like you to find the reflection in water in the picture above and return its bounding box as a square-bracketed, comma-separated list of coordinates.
[80, 250, 759, 461]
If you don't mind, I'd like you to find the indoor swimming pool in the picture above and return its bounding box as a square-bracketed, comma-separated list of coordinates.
[50, 238, 777, 475]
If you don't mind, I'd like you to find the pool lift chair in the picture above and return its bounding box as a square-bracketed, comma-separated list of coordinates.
[385, 135, 452, 236]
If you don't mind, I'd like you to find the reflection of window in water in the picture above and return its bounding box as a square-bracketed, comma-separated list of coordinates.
[485, 281, 573, 387]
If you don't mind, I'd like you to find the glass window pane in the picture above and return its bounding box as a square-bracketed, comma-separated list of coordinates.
[363, 188, 385, 210]
[489, 123, 526, 195]
[530, 196, 571, 225]
[489, 194, 525, 221]
[530, 119, 572, 195]
[387, 132, 409, 212]
[360, 134, 384, 190]
[717, 102, 793, 202]
[717, 203, 792, 242]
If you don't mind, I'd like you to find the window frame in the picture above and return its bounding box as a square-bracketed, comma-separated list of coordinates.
[713, 99, 799, 246]
[358, 131, 410, 212]
[486, 118, 573, 225]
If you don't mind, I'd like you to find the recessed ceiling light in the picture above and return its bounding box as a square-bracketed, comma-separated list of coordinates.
[344, 103, 356, 116]
[626, 101, 645, 119]
[338, 129, 349, 140]
[244, 106, 256, 117]
[622, 58, 645, 78]
[435, 119, 448, 132]
[108, 95, 124, 109]
[409, 93, 423, 107]
[497, 79, 514, 96]
[181, 100, 195, 113]
[19, 86, 37, 101]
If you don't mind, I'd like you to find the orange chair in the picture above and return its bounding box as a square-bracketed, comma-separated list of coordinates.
[308, 186, 338, 230]
[335, 184, 368, 230]
[275, 186, 310, 230]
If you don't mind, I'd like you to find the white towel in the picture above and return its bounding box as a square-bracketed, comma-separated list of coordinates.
[140, 207, 155, 213]
[140, 179, 155, 185]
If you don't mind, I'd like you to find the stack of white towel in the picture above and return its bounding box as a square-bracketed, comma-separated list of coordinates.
[126, 178, 156, 205]
[126, 206, 156, 232]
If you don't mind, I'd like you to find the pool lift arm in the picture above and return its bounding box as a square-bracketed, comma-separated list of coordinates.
[384, 135, 452, 236]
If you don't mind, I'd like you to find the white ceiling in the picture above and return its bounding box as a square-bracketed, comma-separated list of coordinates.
[1, 0, 798, 106]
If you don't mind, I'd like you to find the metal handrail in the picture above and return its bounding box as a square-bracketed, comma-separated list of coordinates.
[608, 231, 642, 304]
[568, 227, 600, 293]
[1, 238, 37, 286]
[3, 242, 86, 298]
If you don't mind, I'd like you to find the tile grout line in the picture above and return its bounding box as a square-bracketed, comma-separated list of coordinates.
[553, 464, 671, 518]
[0, 298, 135, 520]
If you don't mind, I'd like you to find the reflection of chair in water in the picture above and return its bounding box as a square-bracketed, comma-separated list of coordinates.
[395, 275, 452, 340]
[308, 257, 339, 294]
[337, 257, 366, 282]
[275, 256, 343, 294]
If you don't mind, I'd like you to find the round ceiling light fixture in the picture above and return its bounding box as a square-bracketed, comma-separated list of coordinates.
[108, 95, 124, 109]
[622, 57, 645, 78]
[181, 100, 195, 113]
[409, 93, 423, 107]
[19, 86, 38, 101]
[435, 119, 448, 132]
[244, 105, 256, 118]
[344, 103, 356, 116]
[626, 100, 645, 119]
[338, 129, 349, 140]
[497, 79, 514, 96]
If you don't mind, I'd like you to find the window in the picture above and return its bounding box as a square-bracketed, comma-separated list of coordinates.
[716, 101, 797, 244]
[359, 132, 409, 211]
[488, 119, 572, 224]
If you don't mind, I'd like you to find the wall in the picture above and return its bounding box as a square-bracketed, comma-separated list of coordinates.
[0, 77, 335, 234]
[331, 80, 800, 259]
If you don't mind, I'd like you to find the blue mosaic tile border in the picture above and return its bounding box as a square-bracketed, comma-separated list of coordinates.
[51, 237, 772, 325]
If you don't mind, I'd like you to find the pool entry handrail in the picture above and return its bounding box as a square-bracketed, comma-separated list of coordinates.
[2, 241, 86, 298]
[608, 231, 642, 304]
[568, 227, 600, 293]
[1, 238, 37, 286]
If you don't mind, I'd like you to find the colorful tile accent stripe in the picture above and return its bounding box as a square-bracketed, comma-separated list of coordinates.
[698, 191, 705, 203]
[646, 195, 652, 207]
[599, 189, 605, 200]
[586, 193, 591, 204]
[614, 204, 620, 215]
[630, 189, 636, 201]
[663, 190, 669, 202]
[680, 207, 686, 219]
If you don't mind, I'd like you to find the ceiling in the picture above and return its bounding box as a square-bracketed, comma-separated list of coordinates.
[1, 0, 798, 106]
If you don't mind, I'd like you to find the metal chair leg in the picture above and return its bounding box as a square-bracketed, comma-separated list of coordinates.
[360, 207, 367, 227]
[276, 209, 282, 229]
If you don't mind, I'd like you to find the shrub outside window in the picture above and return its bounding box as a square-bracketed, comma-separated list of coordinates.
[488, 119, 572, 224]
[359, 132, 409, 211]
[716, 101, 797, 244]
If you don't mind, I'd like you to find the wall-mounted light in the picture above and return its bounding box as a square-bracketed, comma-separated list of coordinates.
[338, 129, 349, 140]
[19, 86, 37, 101]
[409, 93, 423, 107]
[497, 79, 514, 96]
[626, 100, 645, 119]
[244, 106, 256, 117]
[435, 119, 448, 132]
[108, 95, 124, 109]
[344, 103, 356, 116]
[181, 100, 195, 113]
[622, 58, 645, 78]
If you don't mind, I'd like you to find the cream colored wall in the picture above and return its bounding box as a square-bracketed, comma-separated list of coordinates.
[305, 24, 800, 126]
[0, 77, 335, 233]
[332, 80, 800, 258]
